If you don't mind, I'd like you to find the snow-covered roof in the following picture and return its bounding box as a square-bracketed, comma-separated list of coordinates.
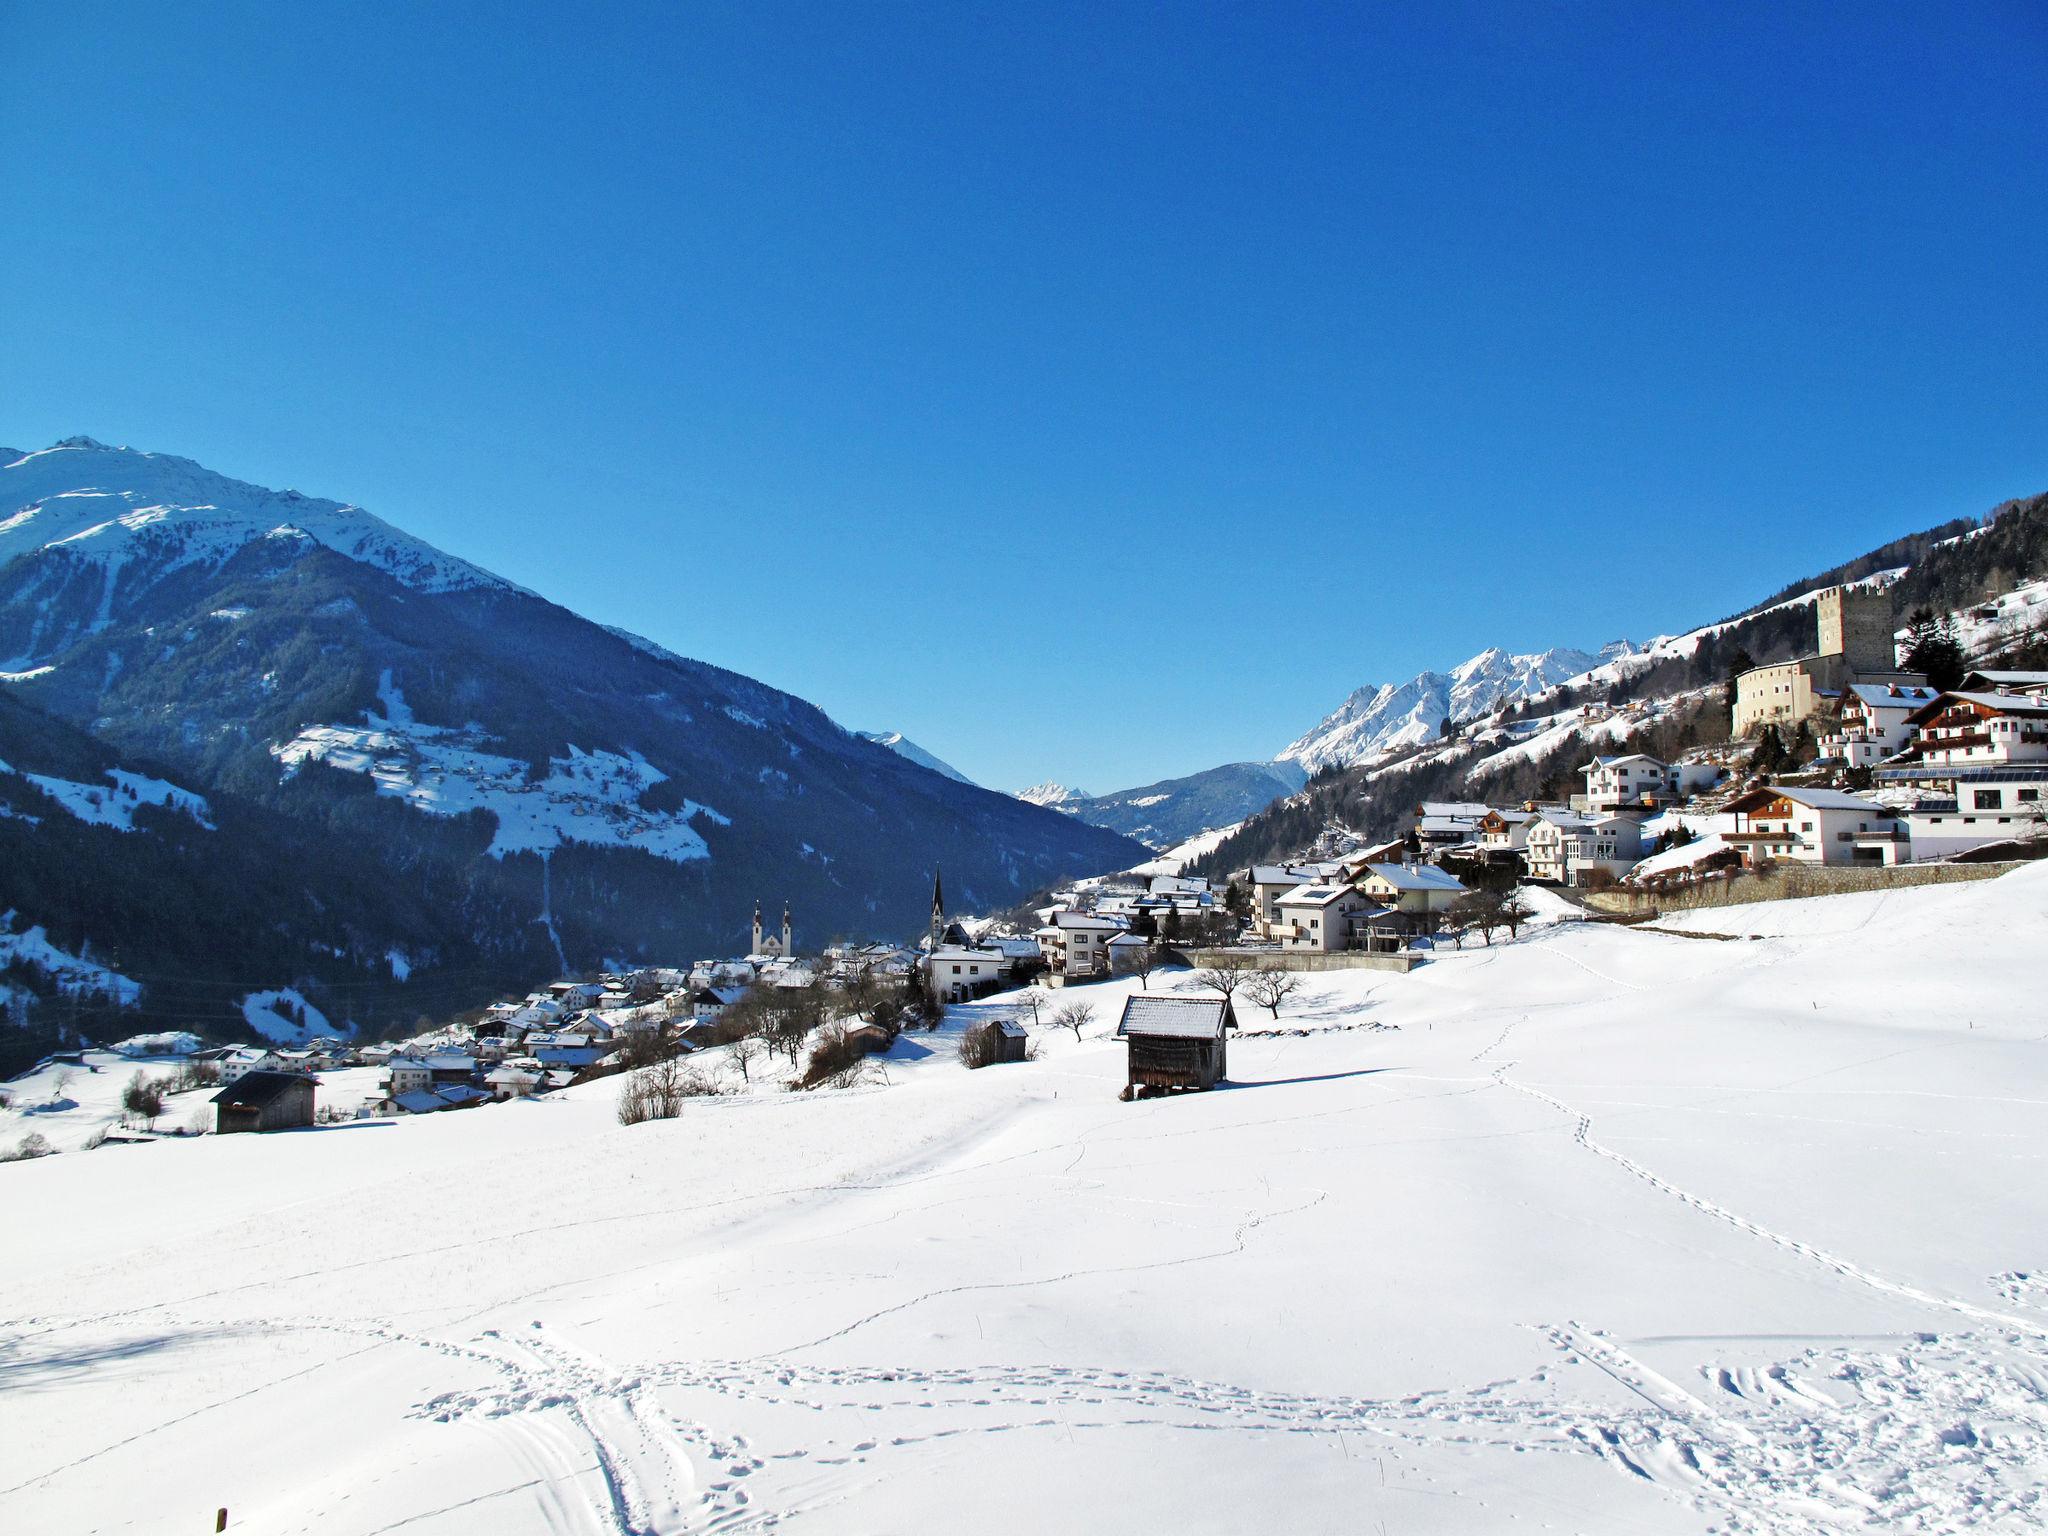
[1912, 691, 2048, 720]
[1116, 996, 1234, 1040]
[1277, 882, 1361, 908]
[1050, 911, 1127, 931]
[930, 945, 1001, 963]
[1733, 785, 1887, 813]
[1360, 862, 1465, 893]
[1846, 683, 1938, 709]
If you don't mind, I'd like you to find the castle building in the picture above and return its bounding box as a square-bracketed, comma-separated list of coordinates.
[1731, 586, 1927, 738]
[751, 901, 792, 958]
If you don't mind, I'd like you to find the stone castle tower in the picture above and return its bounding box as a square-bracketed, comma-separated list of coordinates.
[1816, 586, 1896, 673]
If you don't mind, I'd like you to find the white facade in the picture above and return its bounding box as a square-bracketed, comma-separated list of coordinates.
[1578, 755, 1721, 813]
[1034, 911, 1126, 982]
[1524, 813, 1644, 885]
[1724, 786, 1902, 867]
[928, 945, 1006, 1004]
[1823, 683, 1939, 769]
[1273, 884, 1381, 952]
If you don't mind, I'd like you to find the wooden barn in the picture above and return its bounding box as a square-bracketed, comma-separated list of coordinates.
[992, 1018, 1029, 1063]
[212, 1070, 316, 1135]
[1115, 995, 1234, 1095]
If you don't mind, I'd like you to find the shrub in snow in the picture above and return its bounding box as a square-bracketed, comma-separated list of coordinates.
[1, 1132, 53, 1162]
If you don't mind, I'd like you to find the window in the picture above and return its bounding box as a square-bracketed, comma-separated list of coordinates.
[1974, 790, 2001, 810]
[2021, 789, 2041, 804]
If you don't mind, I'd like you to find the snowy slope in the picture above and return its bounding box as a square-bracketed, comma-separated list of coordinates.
[855, 730, 975, 785]
[1280, 644, 1632, 772]
[6, 867, 2047, 1534]
[275, 673, 728, 864]
[0, 438, 513, 633]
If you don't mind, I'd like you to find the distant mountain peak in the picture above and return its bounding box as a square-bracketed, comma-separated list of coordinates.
[0, 438, 518, 604]
[1280, 644, 1618, 773]
[856, 730, 975, 785]
[1017, 781, 1084, 807]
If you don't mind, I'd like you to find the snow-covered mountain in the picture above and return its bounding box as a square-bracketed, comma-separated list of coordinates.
[1279, 644, 1638, 773]
[1012, 761, 1309, 851]
[0, 439, 1143, 1055]
[0, 439, 510, 647]
[856, 731, 975, 785]
[1017, 781, 1083, 807]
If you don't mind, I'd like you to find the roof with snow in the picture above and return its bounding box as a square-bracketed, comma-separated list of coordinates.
[1360, 862, 1466, 892]
[1729, 785, 1888, 813]
[211, 1070, 312, 1107]
[1116, 995, 1235, 1041]
[1277, 882, 1364, 908]
[1907, 690, 2048, 723]
[1846, 683, 1939, 709]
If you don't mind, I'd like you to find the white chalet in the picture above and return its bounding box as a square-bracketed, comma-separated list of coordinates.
[1823, 682, 1939, 769]
[1723, 785, 1902, 867]
[1577, 755, 1721, 814]
[1524, 811, 1644, 886]
[928, 945, 1006, 1004]
[1034, 910, 1126, 983]
[1273, 883, 1384, 952]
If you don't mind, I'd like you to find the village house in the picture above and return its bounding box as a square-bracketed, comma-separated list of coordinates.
[1523, 811, 1644, 886]
[1410, 801, 1492, 851]
[1576, 754, 1721, 813]
[1723, 785, 1903, 867]
[927, 944, 1007, 1004]
[1116, 995, 1235, 1095]
[484, 1064, 544, 1101]
[1475, 807, 1539, 857]
[218, 1045, 282, 1083]
[1035, 910, 1127, 984]
[1245, 863, 1340, 939]
[1822, 682, 1942, 769]
[1897, 690, 2048, 770]
[1353, 861, 1468, 930]
[1273, 883, 1386, 952]
[1866, 689, 2048, 859]
[212, 1071, 316, 1134]
[1962, 669, 2048, 698]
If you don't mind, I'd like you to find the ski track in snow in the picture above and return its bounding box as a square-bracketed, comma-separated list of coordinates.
[9, 904, 2048, 1532]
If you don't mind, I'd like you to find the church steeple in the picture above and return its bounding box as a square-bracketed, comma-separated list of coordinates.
[781, 902, 792, 956]
[930, 868, 945, 950]
[751, 900, 764, 956]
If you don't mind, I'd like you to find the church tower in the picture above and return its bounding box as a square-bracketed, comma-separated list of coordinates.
[781, 902, 792, 956]
[929, 868, 945, 951]
[751, 900, 764, 956]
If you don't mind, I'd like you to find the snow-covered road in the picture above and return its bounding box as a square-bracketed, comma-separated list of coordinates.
[5, 866, 2048, 1533]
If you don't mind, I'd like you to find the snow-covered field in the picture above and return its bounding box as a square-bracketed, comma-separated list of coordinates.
[6, 868, 2048, 1533]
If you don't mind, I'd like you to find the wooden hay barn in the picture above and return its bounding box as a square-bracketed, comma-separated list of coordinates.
[212, 1070, 316, 1134]
[993, 1018, 1029, 1063]
[1115, 995, 1234, 1094]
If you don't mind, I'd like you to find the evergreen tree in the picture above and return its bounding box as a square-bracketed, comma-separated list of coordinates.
[1903, 608, 1967, 691]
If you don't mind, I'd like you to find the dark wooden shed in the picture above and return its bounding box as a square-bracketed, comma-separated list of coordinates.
[1115, 996, 1235, 1094]
[212, 1071, 316, 1135]
[993, 1019, 1030, 1063]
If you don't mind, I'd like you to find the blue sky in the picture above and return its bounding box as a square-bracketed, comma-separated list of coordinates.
[5, 3, 2045, 792]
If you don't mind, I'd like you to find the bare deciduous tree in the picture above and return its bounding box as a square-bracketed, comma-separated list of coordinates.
[1193, 951, 1255, 1004]
[1049, 999, 1096, 1041]
[1014, 987, 1049, 1031]
[1113, 940, 1163, 990]
[1245, 965, 1303, 1020]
